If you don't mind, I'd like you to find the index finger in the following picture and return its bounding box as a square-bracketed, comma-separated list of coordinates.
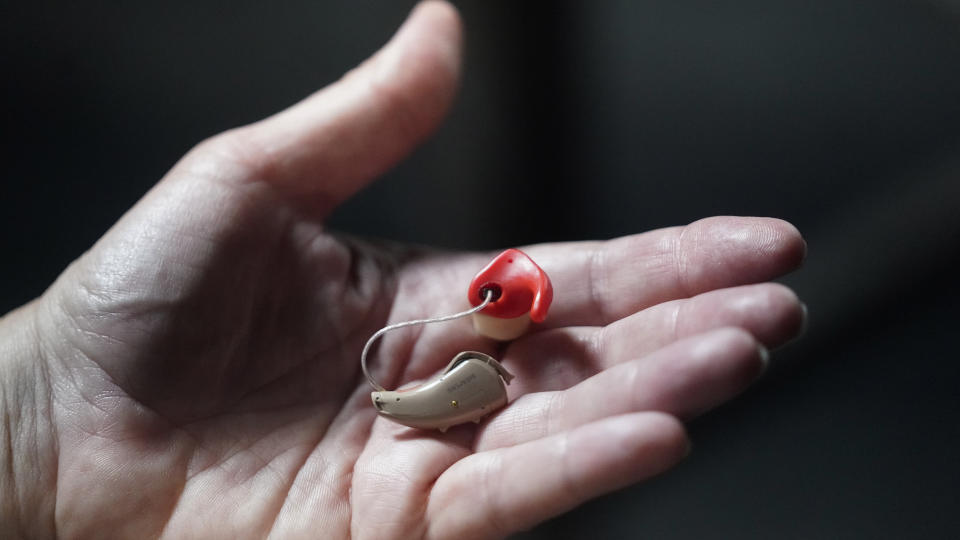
[388, 216, 803, 382]
[524, 216, 806, 329]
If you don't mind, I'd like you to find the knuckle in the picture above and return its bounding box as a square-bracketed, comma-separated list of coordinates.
[184, 126, 279, 184]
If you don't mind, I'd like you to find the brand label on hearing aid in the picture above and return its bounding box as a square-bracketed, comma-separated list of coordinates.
[447, 373, 477, 393]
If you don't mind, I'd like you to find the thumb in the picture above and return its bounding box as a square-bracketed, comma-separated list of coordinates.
[179, 0, 463, 217]
[41, 0, 462, 396]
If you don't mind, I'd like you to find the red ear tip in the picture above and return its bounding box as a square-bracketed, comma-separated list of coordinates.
[468, 249, 553, 321]
[528, 275, 553, 323]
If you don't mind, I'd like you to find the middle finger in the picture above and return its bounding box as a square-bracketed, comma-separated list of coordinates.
[501, 282, 805, 397]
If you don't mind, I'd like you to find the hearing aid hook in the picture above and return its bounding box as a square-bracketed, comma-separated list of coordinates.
[360, 289, 496, 392]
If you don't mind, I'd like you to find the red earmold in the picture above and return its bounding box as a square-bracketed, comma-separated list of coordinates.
[468, 249, 553, 322]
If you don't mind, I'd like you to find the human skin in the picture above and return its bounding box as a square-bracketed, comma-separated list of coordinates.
[0, 2, 807, 538]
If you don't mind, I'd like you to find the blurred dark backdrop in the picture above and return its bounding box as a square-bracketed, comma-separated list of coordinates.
[3, 1, 959, 537]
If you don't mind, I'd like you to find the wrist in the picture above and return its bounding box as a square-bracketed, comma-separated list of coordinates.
[0, 301, 58, 537]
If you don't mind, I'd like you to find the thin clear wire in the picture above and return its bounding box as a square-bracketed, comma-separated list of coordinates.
[361, 291, 494, 392]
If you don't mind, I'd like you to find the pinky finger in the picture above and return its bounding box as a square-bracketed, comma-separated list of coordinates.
[425, 412, 689, 539]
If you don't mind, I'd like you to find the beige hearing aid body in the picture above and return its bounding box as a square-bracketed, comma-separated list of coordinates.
[372, 351, 514, 432]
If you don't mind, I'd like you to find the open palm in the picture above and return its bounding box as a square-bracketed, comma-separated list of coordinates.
[14, 3, 805, 538]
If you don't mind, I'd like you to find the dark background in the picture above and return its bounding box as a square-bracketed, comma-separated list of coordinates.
[3, 1, 960, 537]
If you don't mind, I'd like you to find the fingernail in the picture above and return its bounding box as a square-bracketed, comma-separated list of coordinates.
[757, 343, 771, 372]
[799, 302, 809, 337]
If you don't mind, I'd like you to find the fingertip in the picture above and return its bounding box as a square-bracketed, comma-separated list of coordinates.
[776, 300, 809, 352]
[744, 217, 805, 268]
[755, 282, 806, 347]
[394, 0, 463, 70]
[363, 0, 463, 132]
[699, 326, 757, 354]
[673, 282, 804, 350]
[766, 217, 807, 269]
[630, 412, 691, 465]
[414, 0, 464, 41]
[575, 413, 691, 484]
[699, 326, 767, 384]
[682, 217, 807, 291]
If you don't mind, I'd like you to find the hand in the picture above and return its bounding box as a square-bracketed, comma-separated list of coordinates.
[0, 2, 806, 538]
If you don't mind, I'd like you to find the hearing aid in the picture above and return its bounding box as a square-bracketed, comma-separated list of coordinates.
[361, 248, 553, 431]
[468, 248, 553, 341]
[371, 351, 514, 432]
